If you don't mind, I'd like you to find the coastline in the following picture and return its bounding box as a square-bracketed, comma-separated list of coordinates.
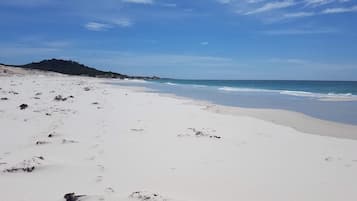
[114, 80, 357, 125]
[114, 80, 357, 140]
[1, 73, 357, 201]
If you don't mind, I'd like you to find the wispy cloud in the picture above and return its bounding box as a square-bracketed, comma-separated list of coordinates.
[122, 0, 154, 4]
[113, 18, 133, 27]
[245, 0, 296, 15]
[0, 0, 53, 7]
[304, 0, 334, 7]
[84, 18, 132, 31]
[218, 0, 355, 22]
[281, 4, 357, 19]
[283, 11, 316, 18]
[161, 3, 177, 7]
[263, 27, 339, 35]
[79, 51, 236, 68]
[200, 42, 209, 46]
[269, 58, 309, 64]
[84, 22, 112, 31]
[217, 0, 232, 4]
[322, 5, 357, 14]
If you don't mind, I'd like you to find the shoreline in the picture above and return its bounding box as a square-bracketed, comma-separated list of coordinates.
[112, 80, 357, 125]
[1, 73, 357, 201]
[112, 80, 357, 140]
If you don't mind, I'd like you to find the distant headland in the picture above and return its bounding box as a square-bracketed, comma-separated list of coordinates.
[0, 58, 159, 80]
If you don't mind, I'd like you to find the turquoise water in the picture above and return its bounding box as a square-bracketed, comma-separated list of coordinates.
[156, 79, 357, 98]
[111, 79, 357, 125]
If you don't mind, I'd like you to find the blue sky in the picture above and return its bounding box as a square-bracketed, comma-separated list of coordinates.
[0, 0, 357, 80]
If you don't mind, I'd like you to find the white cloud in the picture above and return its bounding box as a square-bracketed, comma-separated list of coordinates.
[263, 27, 338, 35]
[0, 0, 53, 7]
[84, 22, 112, 31]
[84, 19, 132, 31]
[304, 0, 350, 7]
[322, 5, 357, 14]
[220, 0, 354, 21]
[283, 12, 315, 18]
[217, 0, 264, 5]
[217, 0, 232, 4]
[200, 42, 209, 46]
[88, 54, 236, 72]
[246, 0, 266, 3]
[305, 0, 334, 7]
[245, 0, 296, 15]
[269, 58, 309, 64]
[122, 0, 154, 4]
[113, 18, 133, 27]
[162, 3, 177, 7]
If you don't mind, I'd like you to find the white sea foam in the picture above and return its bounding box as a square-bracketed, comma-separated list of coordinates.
[124, 79, 148, 83]
[166, 82, 178, 86]
[280, 90, 316, 97]
[280, 90, 356, 99]
[218, 87, 357, 101]
[218, 87, 276, 93]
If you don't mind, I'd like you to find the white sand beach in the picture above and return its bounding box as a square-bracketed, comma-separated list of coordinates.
[1, 68, 357, 201]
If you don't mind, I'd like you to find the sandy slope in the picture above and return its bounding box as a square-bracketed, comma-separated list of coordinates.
[1, 72, 357, 201]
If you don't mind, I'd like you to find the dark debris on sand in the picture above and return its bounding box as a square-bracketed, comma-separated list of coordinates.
[54, 95, 67, 101]
[62, 139, 79, 144]
[19, 104, 28, 110]
[178, 128, 222, 139]
[3, 156, 44, 173]
[64, 193, 86, 201]
[54, 95, 74, 101]
[129, 191, 168, 201]
[36, 141, 50, 145]
[8, 91, 19, 95]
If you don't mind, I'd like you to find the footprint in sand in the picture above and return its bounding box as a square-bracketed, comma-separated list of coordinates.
[131, 128, 144, 132]
[90, 144, 100, 149]
[87, 156, 96, 161]
[324, 156, 333, 162]
[95, 175, 103, 183]
[97, 164, 105, 172]
[105, 187, 115, 193]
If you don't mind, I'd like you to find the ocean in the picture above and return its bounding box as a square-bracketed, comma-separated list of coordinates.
[111, 79, 357, 125]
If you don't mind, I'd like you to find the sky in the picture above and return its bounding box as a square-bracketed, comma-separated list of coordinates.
[0, 0, 357, 80]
